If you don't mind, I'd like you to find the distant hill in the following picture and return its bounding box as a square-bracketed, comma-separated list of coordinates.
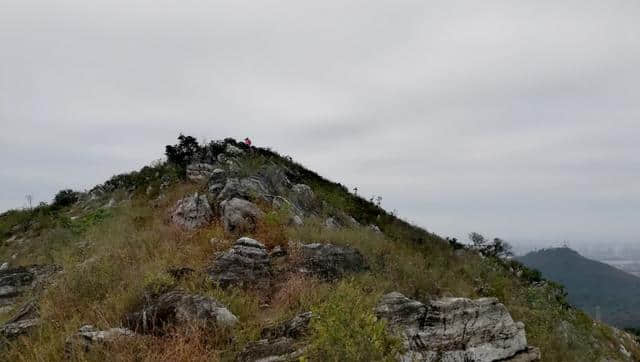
[518, 247, 640, 328]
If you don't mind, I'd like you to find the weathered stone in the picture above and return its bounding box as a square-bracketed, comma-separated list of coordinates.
[0, 264, 61, 306]
[208, 168, 227, 195]
[290, 184, 315, 212]
[65, 325, 136, 357]
[186, 163, 216, 181]
[0, 263, 8, 271]
[369, 224, 382, 233]
[207, 237, 272, 288]
[269, 246, 287, 258]
[300, 243, 367, 280]
[170, 193, 213, 230]
[226, 144, 244, 155]
[375, 292, 540, 362]
[220, 198, 264, 234]
[324, 217, 340, 230]
[0, 301, 41, 340]
[261, 312, 312, 340]
[217, 177, 270, 202]
[126, 290, 237, 333]
[238, 312, 312, 362]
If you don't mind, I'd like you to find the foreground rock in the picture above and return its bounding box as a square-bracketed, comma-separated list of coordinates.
[238, 312, 312, 362]
[170, 193, 213, 230]
[375, 292, 540, 362]
[220, 198, 264, 234]
[126, 290, 237, 334]
[65, 325, 136, 357]
[300, 243, 367, 280]
[207, 237, 272, 288]
[0, 301, 41, 341]
[0, 264, 61, 307]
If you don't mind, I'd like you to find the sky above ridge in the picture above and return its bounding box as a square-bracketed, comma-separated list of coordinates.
[1, 0, 640, 246]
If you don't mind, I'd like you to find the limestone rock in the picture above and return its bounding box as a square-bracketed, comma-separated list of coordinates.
[186, 163, 216, 181]
[300, 243, 367, 280]
[290, 184, 315, 212]
[170, 193, 213, 230]
[238, 312, 312, 362]
[375, 292, 540, 362]
[0, 264, 61, 307]
[324, 217, 340, 230]
[220, 198, 264, 234]
[225, 144, 244, 155]
[207, 237, 272, 288]
[126, 290, 237, 333]
[0, 301, 41, 341]
[65, 325, 136, 356]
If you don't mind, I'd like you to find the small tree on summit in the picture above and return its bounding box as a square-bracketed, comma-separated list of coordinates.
[468, 232, 513, 258]
[165, 134, 201, 175]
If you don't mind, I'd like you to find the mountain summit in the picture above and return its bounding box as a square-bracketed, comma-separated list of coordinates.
[0, 136, 638, 361]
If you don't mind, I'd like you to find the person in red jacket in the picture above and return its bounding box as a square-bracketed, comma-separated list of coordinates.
[244, 137, 252, 147]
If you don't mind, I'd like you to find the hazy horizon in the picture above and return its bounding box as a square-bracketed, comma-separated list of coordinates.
[2, 0, 640, 245]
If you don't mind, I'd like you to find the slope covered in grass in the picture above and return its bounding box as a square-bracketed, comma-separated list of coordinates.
[0, 137, 638, 361]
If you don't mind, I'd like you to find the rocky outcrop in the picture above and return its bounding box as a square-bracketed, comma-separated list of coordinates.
[375, 292, 540, 362]
[0, 301, 41, 341]
[186, 163, 216, 181]
[238, 312, 312, 362]
[126, 290, 237, 334]
[65, 325, 136, 356]
[300, 243, 367, 280]
[220, 198, 264, 234]
[217, 178, 270, 202]
[0, 264, 61, 307]
[207, 237, 272, 288]
[170, 193, 213, 230]
[290, 184, 315, 212]
[324, 217, 340, 230]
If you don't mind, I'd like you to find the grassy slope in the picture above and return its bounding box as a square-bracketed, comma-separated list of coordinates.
[518, 247, 640, 329]
[0, 144, 638, 361]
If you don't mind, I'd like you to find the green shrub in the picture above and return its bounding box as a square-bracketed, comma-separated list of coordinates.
[308, 280, 402, 362]
[52, 189, 79, 209]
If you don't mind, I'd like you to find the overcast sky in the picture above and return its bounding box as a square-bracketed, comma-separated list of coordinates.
[1, 0, 639, 246]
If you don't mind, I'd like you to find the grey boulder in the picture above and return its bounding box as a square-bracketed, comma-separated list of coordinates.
[126, 290, 237, 334]
[186, 163, 216, 182]
[65, 325, 136, 356]
[300, 243, 367, 280]
[207, 237, 272, 288]
[170, 193, 213, 230]
[375, 292, 541, 362]
[0, 264, 61, 307]
[238, 312, 312, 362]
[1, 301, 41, 341]
[220, 198, 264, 234]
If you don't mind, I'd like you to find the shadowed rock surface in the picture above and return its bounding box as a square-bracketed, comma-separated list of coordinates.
[65, 325, 136, 357]
[1, 301, 41, 341]
[0, 264, 62, 307]
[376, 292, 540, 362]
[220, 198, 264, 234]
[186, 163, 216, 181]
[170, 193, 213, 230]
[207, 237, 272, 288]
[126, 290, 237, 334]
[238, 312, 312, 362]
[301, 243, 367, 280]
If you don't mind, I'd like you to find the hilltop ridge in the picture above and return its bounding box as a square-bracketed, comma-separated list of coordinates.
[0, 136, 638, 361]
[518, 247, 640, 329]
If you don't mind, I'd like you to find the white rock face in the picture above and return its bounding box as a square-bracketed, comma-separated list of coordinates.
[170, 193, 213, 230]
[225, 144, 244, 155]
[220, 198, 264, 233]
[376, 292, 540, 362]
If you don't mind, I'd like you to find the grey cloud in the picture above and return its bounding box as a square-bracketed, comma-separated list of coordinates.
[1, 0, 639, 246]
